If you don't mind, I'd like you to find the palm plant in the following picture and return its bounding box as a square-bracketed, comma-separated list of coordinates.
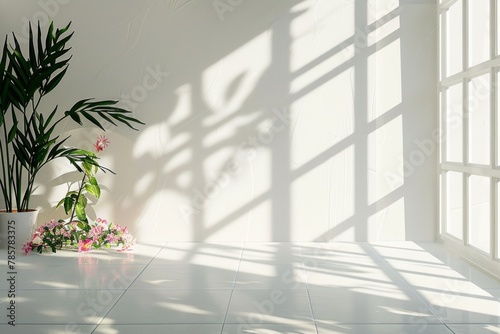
[0, 21, 144, 212]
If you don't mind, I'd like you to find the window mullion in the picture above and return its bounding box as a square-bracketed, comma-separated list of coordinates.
[491, 0, 498, 259]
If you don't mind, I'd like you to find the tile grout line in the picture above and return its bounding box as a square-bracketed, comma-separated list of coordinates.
[88, 243, 167, 334]
[300, 243, 321, 334]
[443, 323, 457, 334]
[220, 242, 246, 334]
[364, 243, 448, 326]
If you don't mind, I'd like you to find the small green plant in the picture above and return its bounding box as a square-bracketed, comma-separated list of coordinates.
[0, 21, 144, 212]
[57, 135, 109, 227]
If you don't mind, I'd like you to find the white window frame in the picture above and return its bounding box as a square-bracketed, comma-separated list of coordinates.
[439, 0, 500, 278]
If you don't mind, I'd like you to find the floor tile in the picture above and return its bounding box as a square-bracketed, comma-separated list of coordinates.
[222, 323, 318, 333]
[19, 263, 144, 290]
[0, 325, 96, 334]
[150, 243, 243, 270]
[1, 242, 499, 332]
[418, 244, 500, 289]
[0, 263, 68, 290]
[309, 288, 439, 324]
[422, 288, 500, 323]
[234, 261, 307, 289]
[0, 249, 78, 267]
[225, 289, 313, 325]
[316, 323, 453, 334]
[301, 242, 387, 267]
[447, 324, 500, 333]
[304, 260, 404, 290]
[241, 243, 303, 263]
[73, 242, 164, 265]
[372, 243, 500, 290]
[130, 263, 237, 289]
[101, 289, 232, 324]
[0, 289, 125, 324]
[370, 242, 446, 268]
[94, 324, 223, 334]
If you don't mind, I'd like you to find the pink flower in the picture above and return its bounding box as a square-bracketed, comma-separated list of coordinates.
[31, 235, 43, 245]
[22, 242, 32, 255]
[78, 239, 93, 252]
[97, 218, 108, 230]
[106, 233, 118, 244]
[45, 219, 57, 228]
[93, 135, 110, 152]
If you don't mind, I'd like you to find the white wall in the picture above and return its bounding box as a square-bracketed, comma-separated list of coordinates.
[0, 0, 438, 242]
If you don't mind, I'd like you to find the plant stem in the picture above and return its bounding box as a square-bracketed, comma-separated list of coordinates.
[68, 173, 87, 224]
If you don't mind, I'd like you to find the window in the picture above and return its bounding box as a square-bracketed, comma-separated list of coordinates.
[439, 0, 500, 273]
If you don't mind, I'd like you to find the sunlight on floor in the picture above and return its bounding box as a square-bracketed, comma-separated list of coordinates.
[0, 242, 499, 333]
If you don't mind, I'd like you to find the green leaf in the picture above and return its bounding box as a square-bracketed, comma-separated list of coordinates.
[77, 194, 87, 207]
[7, 123, 17, 142]
[96, 111, 117, 126]
[82, 160, 98, 176]
[81, 111, 105, 130]
[56, 197, 65, 208]
[28, 23, 37, 69]
[87, 99, 118, 107]
[49, 32, 74, 53]
[89, 176, 99, 186]
[43, 106, 58, 129]
[39, 49, 71, 68]
[37, 22, 44, 65]
[66, 110, 82, 125]
[69, 98, 93, 113]
[0, 37, 8, 82]
[85, 177, 100, 199]
[63, 196, 75, 214]
[45, 22, 54, 50]
[54, 22, 71, 39]
[43, 66, 68, 94]
[10, 49, 30, 85]
[75, 202, 87, 222]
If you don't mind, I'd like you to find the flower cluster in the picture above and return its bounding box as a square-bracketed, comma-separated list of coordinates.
[93, 134, 110, 152]
[22, 218, 134, 255]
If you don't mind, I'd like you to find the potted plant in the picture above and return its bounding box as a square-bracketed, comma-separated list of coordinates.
[0, 21, 144, 250]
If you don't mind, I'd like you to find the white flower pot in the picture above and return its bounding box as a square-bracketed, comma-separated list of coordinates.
[0, 210, 39, 252]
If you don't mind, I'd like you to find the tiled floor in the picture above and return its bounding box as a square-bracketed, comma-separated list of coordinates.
[1, 242, 500, 333]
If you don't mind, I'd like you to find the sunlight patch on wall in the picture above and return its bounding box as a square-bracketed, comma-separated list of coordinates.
[327, 145, 355, 241]
[167, 84, 193, 128]
[368, 15, 400, 47]
[367, 0, 400, 26]
[202, 32, 271, 127]
[367, 39, 402, 122]
[290, 67, 355, 168]
[290, 0, 355, 85]
[133, 122, 171, 159]
[162, 144, 192, 175]
[290, 144, 354, 241]
[368, 115, 404, 205]
[203, 149, 273, 241]
[368, 197, 405, 240]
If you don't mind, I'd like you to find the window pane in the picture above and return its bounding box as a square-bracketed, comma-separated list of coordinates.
[446, 83, 463, 162]
[497, 182, 500, 259]
[468, 74, 490, 165]
[446, 0, 463, 76]
[497, 71, 500, 166]
[468, 0, 490, 67]
[498, 0, 500, 55]
[446, 171, 463, 239]
[469, 175, 490, 254]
